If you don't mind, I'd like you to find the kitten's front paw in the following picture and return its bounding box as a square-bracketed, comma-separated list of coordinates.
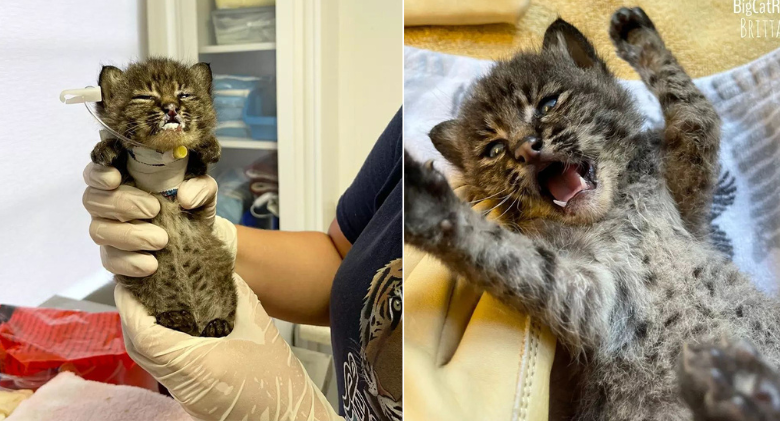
[609, 7, 665, 69]
[404, 152, 461, 250]
[91, 141, 121, 167]
[679, 339, 780, 421]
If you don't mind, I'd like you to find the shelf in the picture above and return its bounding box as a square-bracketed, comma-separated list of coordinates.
[219, 137, 277, 150]
[199, 42, 276, 54]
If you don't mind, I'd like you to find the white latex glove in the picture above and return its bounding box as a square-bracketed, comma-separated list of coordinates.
[115, 274, 342, 421]
[82, 162, 237, 277]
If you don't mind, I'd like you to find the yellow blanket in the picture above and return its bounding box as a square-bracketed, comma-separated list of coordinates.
[405, 0, 530, 26]
[405, 0, 780, 79]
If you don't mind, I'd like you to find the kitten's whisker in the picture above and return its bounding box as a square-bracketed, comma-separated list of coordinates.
[482, 194, 512, 216]
[497, 196, 518, 220]
[469, 187, 509, 204]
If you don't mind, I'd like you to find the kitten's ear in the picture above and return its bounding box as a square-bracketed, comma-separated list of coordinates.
[543, 18, 607, 72]
[190, 62, 213, 93]
[98, 65, 123, 105]
[430, 120, 464, 169]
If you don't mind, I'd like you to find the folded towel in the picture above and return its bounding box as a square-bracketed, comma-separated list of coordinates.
[404, 0, 530, 27]
[7, 372, 190, 421]
[404, 45, 780, 293]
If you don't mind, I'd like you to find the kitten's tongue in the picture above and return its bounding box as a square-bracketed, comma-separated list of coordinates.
[546, 165, 587, 204]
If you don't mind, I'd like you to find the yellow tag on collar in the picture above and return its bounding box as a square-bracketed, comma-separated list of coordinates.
[173, 146, 188, 159]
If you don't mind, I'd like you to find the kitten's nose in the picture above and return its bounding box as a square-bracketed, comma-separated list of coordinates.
[164, 103, 179, 117]
[514, 136, 543, 163]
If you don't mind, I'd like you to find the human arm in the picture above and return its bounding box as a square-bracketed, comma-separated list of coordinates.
[234, 218, 351, 326]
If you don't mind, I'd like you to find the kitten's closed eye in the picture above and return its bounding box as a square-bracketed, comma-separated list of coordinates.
[179, 93, 194, 99]
[539, 96, 559, 115]
[132, 94, 155, 101]
[484, 141, 507, 159]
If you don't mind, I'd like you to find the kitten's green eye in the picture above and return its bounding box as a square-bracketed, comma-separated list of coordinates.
[485, 142, 506, 159]
[178, 93, 193, 99]
[539, 96, 558, 115]
[132, 95, 154, 101]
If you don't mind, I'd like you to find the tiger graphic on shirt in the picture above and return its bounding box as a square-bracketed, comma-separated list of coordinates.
[342, 258, 402, 421]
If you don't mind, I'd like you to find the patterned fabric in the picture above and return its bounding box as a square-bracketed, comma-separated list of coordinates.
[331, 109, 403, 421]
[404, 46, 780, 293]
[696, 51, 780, 292]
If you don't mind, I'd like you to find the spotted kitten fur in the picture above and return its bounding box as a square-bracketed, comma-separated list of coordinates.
[91, 58, 236, 337]
[405, 8, 780, 421]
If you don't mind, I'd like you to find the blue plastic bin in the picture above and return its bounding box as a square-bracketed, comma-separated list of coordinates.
[213, 94, 247, 122]
[242, 89, 278, 141]
[213, 75, 259, 91]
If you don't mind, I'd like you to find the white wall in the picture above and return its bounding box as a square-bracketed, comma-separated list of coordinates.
[319, 0, 403, 224]
[336, 0, 403, 190]
[0, 1, 146, 306]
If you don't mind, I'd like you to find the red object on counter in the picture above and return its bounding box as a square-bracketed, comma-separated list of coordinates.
[0, 305, 156, 391]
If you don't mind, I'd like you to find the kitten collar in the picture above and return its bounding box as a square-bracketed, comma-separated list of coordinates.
[126, 145, 190, 195]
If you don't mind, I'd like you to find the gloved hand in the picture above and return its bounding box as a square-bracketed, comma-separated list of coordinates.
[115, 274, 342, 421]
[403, 187, 557, 421]
[82, 162, 237, 277]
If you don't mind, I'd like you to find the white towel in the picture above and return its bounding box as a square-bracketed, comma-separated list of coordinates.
[7, 372, 191, 421]
[404, 46, 780, 293]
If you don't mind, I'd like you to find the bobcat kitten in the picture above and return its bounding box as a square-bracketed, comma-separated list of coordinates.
[405, 8, 780, 420]
[91, 58, 236, 337]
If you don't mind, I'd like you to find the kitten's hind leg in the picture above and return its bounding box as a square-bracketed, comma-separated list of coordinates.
[679, 339, 780, 420]
[404, 153, 620, 352]
[609, 7, 721, 239]
[201, 319, 233, 337]
[156, 309, 199, 336]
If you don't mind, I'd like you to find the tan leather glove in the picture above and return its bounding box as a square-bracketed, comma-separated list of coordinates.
[115, 274, 342, 421]
[82, 162, 236, 276]
[404, 193, 557, 421]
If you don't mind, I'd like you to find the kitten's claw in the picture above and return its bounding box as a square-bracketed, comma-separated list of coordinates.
[608, 7, 665, 70]
[156, 309, 199, 336]
[679, 338, 780, 420]
[404, 152, 460, 250]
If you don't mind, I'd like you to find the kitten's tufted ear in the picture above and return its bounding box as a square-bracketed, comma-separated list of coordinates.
[190, 62, 213, 93]
[429, 119, 464, 169]
[98, 65, 123, 106]
[543, 18, 608, 72]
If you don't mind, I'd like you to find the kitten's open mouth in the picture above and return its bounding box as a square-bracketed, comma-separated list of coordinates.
[160, 114, 185, 132]
[537, 161, 597, 208]
[162, 122, 184, 131]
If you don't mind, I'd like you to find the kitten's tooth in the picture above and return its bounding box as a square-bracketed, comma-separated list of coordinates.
[553, 199, 568, 208]
[579, 175, 589, 189]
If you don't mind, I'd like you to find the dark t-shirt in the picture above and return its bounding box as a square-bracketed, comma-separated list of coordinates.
[331, 108, 402, 421]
